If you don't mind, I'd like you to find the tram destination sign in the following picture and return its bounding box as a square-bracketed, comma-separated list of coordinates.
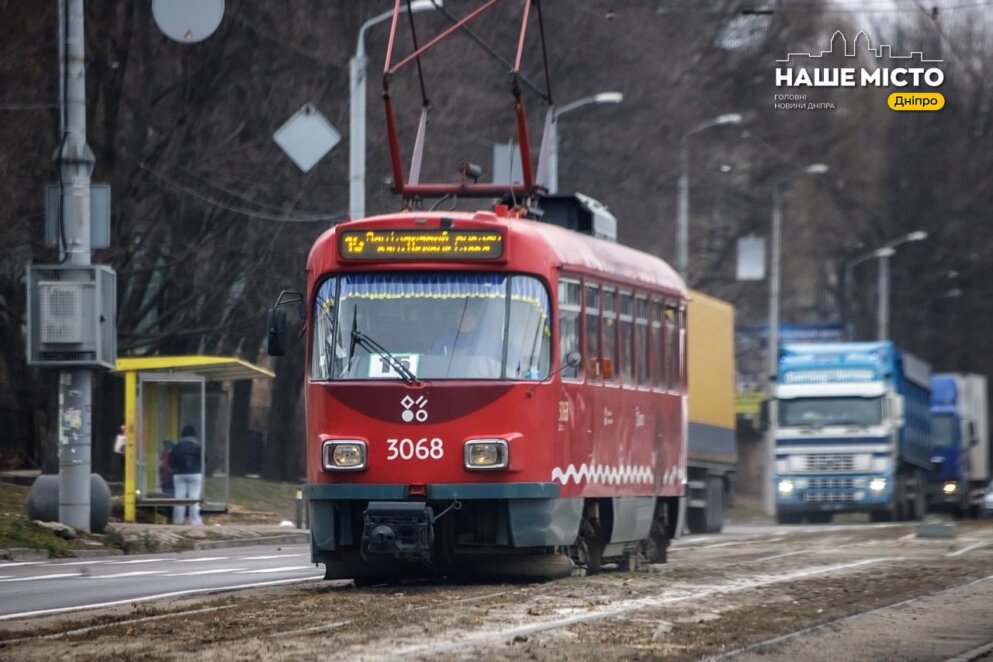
[338, 229, 505, 261]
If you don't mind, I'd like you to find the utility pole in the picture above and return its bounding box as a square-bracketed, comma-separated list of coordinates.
[349, 1, 443, 221]
[877, 251, 890, 341]
[57, 0, 96, 531]
[676, 113, 742, 279]
[763, 163, 829, 518]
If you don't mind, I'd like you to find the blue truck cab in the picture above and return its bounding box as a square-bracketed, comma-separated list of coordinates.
[773, 342, 931, 524]
[927, 373, 989, 515]
[929, 376, 969, 512]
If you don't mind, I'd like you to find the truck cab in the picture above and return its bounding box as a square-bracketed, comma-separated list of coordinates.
[927, 373, 988, 515]
[773, 342, 931, 524]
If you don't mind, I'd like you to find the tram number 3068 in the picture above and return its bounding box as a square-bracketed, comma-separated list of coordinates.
[386, 437, 445, 461]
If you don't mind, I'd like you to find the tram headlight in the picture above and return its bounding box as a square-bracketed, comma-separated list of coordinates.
[464, 439, 509, 470]
[322, 439, 367, 471]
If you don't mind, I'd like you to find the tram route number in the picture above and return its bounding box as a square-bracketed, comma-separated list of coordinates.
[386, 437, 444, 461]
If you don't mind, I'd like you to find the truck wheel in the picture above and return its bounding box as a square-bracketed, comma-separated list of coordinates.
[909, 472, 926, 521]
[706, 475, 725, 533]
[893, 477, 907, 521]
[687, 508, 705, 534]
[776, 512, 801, 525]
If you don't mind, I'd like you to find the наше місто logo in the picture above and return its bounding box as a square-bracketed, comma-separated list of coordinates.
[774, 30, 945, 112]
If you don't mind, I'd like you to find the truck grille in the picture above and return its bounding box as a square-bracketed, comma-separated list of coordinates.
[804, 491, 856, 503]
[805, 454, 855, 472]
[806, 477, 855, 490]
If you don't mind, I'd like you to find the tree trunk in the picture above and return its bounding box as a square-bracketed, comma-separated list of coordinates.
[263, 352, 304, 482]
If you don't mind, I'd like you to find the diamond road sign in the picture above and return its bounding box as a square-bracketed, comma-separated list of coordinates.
[273, 103, 340, 173]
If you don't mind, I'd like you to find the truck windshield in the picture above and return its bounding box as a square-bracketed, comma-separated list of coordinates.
[311, 272, 550, 381]
[778, 397, 883, 427]
[930, 414, 957, 448]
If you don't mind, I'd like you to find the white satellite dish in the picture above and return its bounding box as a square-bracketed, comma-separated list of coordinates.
[152, 0, 225, 44]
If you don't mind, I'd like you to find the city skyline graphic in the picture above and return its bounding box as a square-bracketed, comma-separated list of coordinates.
[777, 30, 944, 63]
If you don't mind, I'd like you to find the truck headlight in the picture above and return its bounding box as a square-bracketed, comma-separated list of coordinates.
[464, 439, 508, 470]
[869, 477, 886, 492]
[322, 439, 367, 471]
[943, 481, 958, 495]
[778, 479, 794, 495]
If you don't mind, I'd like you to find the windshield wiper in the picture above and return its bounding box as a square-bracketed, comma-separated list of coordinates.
[351, 328, 419, 384]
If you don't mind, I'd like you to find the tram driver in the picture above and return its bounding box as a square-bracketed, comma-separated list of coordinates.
[430, 299, 505, 378]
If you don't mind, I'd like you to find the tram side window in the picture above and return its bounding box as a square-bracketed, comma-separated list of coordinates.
[505, 276, 552, 380]
[619, 292, 634, 385]
[603, 288, 618, 383]
[558, 278, 582, 380]
[665, 304, 679, 391]
[635, 296, 649, 387]
[651, 301, 663, 390]
[585, 283, 600, 380]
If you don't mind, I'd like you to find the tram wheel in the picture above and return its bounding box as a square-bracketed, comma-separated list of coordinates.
[640, 500, 670, 564]
[577, 505, 608, 573]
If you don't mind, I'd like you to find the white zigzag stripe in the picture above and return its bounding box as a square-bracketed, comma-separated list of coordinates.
[551, 463, 655, 486]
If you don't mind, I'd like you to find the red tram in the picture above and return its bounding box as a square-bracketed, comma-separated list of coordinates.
[277, 204, 687, 580]
[266, 1, 688, 580]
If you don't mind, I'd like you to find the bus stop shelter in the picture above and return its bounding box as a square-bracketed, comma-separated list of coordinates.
[113, 356, 275, 522]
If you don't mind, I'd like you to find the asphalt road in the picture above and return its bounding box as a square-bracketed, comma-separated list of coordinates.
[0, 543, 322, 620]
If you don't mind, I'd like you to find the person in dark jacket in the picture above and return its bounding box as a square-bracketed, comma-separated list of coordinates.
[169, 425, 203, 526]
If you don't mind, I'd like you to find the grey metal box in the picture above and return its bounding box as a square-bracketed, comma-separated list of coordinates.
[27, 264, 116, 369]
[45, 183, 111, 249]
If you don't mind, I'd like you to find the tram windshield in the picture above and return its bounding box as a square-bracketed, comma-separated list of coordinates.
[312, 273, 551, 381]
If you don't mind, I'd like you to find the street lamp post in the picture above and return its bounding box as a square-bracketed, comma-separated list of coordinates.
[349, 1, 441, 222]
[764, 163, 830, 518]
[676, 113, 742, 278]
[547, 91, 623, 194]
[841, 230, 927, 341]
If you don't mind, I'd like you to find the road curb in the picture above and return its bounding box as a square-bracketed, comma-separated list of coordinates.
[68, 548, 124, 558]
[1, 548, 50, 562]
[192, 533, 309, 550]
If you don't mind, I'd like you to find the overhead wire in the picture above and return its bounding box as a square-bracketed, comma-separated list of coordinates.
[131, 157, 346, 223]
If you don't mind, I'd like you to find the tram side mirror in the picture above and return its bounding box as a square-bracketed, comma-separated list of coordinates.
[267, 308, 287, 356]
[267, 290, 304, 357]
[565, 351, 582, 368]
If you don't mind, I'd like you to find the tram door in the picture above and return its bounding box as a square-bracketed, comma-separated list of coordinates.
[136, 373, 205, 501]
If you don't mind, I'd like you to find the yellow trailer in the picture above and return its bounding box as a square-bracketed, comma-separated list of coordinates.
[686, 290, 736, 533]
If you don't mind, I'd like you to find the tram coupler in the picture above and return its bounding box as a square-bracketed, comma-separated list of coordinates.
[361, 501, 435, 562]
